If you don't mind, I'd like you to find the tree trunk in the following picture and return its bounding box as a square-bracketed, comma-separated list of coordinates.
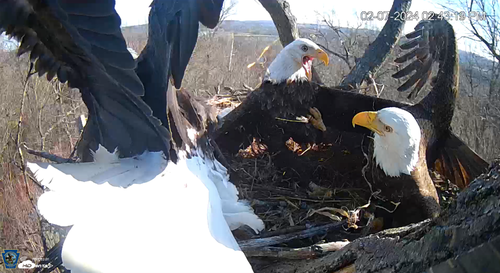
[257, 0, 299, 46]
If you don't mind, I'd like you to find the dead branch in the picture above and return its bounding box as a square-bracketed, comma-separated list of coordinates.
[466, 0, 500, 63]
[23, 144, 75, 164]
[243, 83, 254, 91]
[243, 241, 350, 259]
[317, 44, 352, 70]
[15, 66, 38, 208]
[239, 221, 346, 249]
[315, 12, 360, 70]
[339, 0, 412, 90]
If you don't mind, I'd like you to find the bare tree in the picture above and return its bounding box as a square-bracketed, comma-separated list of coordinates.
[211, 0, 238, 35]
[442, 0, 500, 95]
[257, 0, 299, 46]
[442, 0, 499, 62]
[339, 0, 412, 90]
[313, 11, 369, 71]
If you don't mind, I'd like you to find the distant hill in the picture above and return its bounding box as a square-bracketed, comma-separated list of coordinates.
[121, 20, 494, 71]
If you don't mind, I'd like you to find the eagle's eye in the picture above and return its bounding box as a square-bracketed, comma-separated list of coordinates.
[384, 125, 393, 133]
[301, 45, 309, 52]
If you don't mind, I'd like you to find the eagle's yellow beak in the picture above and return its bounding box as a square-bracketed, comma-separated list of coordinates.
[315, 48, 329, 66]
[352, 111, 385, 136]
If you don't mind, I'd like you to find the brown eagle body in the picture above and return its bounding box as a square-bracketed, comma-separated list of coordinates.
[360, 18, 488, 225]
[216, 18, 488, 227]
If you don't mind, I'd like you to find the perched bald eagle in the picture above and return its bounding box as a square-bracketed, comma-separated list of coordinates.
[1, 1, 265, 273]
[350, 18, 488, 224]
[219, 38, 329, 131]
[261, 38, 329, 131]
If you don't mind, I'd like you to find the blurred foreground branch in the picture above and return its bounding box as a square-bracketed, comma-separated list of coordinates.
[243, 241, 350, 259]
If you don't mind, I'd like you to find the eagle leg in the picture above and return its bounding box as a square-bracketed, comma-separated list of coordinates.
[307, 107, 326, 132]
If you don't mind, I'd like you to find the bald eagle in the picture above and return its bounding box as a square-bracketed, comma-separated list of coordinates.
[349, 17, 488, 224]
[353, 107, 421, 177]
[1, 0, 265, 272]
[265, 38, 329, 83]
[261, 38, 329, 132]
[219, 38, 329, 131]
[216, 17, 488, 227]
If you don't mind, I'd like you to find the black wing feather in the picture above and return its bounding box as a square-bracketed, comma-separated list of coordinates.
[0, 0, 170, 160]
[67, 14, 121, 34]
[198, 0, 224, 28]
[136, 0, 224, 129]
[393, 20, 435, 99]
[399, 18, 488, 188]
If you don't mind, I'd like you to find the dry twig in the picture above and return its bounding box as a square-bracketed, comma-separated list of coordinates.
[23, 144, 75, 163]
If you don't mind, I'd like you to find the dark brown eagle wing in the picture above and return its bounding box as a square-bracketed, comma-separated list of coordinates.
[394, 17, 488, 188]
[433, 132, 488, 189]
[0, 0, 171, 160]
[392, 16, 449, 100]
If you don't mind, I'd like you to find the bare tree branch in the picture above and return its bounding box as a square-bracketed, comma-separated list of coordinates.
[257, 0, 299, 46]
[251, 162, 500, 273]
[212, 0, 238, 35]
[23, 144, 75, 163]
[441, 0, 500, 63]
[239, 221, 346, 249]
[318, 43, 352, 69]
[314, 11, 360, 70]
[339, 0, 412, 90]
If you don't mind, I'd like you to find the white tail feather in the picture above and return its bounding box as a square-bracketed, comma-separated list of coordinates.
[28, 146, 262, 272]
[200, 151, 264, 233]
[91, 144, 119, 163]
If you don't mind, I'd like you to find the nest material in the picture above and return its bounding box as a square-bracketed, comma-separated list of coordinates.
[229, 138, 378, 242]
[226, 134, 460, 251]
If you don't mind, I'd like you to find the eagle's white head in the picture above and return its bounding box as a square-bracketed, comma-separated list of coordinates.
[265, 38, 329, 83]
[352, 107, 421, 177]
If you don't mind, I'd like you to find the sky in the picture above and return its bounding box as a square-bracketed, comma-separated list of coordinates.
[114, 0, 490, 57]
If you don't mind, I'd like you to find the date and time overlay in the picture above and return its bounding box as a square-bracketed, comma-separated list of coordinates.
[360, 10, 487, 22]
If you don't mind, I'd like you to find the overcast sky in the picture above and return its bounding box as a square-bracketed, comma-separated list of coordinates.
[114, 0, 489, 56]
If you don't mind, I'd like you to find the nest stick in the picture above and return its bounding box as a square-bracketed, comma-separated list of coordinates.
[243, 241, 350, 259]
[239, 221, 345, 249]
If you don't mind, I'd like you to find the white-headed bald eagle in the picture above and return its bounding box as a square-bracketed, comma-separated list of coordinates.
[260, 38, 330, 132]
[0, 0, 265, 272]
[352, 107, 421, 177]
[349, 17, 489, 226]
[265, 38, 329, 83]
